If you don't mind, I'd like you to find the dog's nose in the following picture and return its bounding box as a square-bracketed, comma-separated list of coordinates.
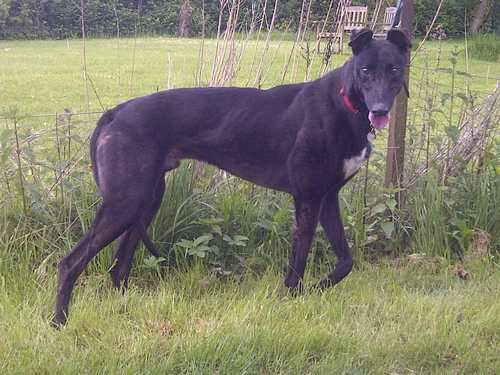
[371, 109, 389, 116]
[370, 104, 389, 117]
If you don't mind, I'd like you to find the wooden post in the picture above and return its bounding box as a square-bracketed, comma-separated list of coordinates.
[384, 0, 414, 201]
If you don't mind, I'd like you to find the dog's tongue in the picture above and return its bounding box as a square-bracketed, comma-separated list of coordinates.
[369, 112, 391, 130]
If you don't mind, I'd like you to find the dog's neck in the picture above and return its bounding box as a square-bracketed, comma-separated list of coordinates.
[340, 87, 364, 117]
[340, 84, 376, 142]
[340, 87, 366, 118]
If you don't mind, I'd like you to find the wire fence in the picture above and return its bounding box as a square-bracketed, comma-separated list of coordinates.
[1, 58, 499, 216]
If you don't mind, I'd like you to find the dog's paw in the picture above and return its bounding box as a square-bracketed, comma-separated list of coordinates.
[50, 316, 65, 330]
[286, 281, 305, 297]
[309, 283, 326, 294]
[312, 277, 336, 291]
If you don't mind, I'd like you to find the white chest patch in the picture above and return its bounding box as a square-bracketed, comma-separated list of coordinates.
[343, 147, 368, 180]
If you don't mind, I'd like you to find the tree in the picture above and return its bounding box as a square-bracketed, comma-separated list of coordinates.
[468, 0, 489, 35]
[179, 1, 192, 37]
[0, 0, 10, 30]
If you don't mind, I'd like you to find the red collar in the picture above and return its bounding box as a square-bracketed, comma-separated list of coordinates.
[340, 87, 364, 118]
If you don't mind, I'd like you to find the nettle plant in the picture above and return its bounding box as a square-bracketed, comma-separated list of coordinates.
[174, 215, 249, 259]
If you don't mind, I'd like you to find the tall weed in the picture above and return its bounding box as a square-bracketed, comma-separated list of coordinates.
[468, 33, 500, 62]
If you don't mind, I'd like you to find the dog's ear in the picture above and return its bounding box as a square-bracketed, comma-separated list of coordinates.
[348, 29, 373, 55]
[386, 28, 412, 51]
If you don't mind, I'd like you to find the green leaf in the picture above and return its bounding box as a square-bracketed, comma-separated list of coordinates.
[441, 93, 452, 106]
[223, 235, 249, 247]
[209, 245, 220, 254]
[211, 224, 222, 236]
[254, 218, 275, 230]
[380, 221, 395, 238]
[1, 145, 11, 166]
[25, 182, 39, 195]
[437, 67, 453, 74]
[0, 129, 13, 147]
[233, 235, 249, 242]
[445, 126, 460, 143]
[197, 217, 224, 226]
[193, 233, 212, 246]
[449, 217, 463, 228]
[372, 203, 386, 214]
[197, 245, 210, 252]
[443, 198, 456, 208]
[455, 92, 469, 105]
[143, 255, 162, 268]
[175, 239, 192, 248]
[385, 198, 397, 212]
[22, 146, 36, 162]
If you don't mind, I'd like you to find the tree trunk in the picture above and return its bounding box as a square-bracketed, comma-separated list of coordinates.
[179, 2, 193, 37]
[468, 0, 489, 35]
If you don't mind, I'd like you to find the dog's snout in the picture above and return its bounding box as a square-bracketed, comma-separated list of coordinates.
[372, 109, 389, 117]
[368, 103, 392, 130]
[370, 104, 389, 116]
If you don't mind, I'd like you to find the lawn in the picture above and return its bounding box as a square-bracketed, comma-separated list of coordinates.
[2, 258, 500, 374]
[1, 35, 499, 374]
[1, 36, 498, 117]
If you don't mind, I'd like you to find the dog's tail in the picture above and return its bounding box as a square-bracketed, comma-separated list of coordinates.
[138, 223, 162, 258]
[90, 108, 117, 187]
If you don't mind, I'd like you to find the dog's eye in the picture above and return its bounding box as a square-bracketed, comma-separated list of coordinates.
[391, 67, 399, 75]
[361, 67, 370, 75]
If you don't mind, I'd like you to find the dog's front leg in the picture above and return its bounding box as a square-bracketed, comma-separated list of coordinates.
[284, 198, 321, 291]
[317, 189, 353, 288]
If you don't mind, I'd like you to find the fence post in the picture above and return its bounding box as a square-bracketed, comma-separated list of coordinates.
[384, 0, 414, 202]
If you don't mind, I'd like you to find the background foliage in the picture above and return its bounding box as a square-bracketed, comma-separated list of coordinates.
[0, 0, 499, 40]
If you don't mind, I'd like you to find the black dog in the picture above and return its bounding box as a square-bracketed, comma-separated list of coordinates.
[54, 29, 411, 325]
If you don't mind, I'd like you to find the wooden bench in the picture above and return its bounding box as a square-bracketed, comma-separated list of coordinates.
[373, 7, 397, 39]
[316, 6, 368, 54]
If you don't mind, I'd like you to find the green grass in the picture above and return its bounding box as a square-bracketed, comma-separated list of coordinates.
[2, 259, 500, 374]
[0, 37, 345, 117]
[468, 33, 500, 63]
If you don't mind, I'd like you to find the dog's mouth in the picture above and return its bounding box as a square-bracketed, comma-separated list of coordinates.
[369, 111, 391, 130]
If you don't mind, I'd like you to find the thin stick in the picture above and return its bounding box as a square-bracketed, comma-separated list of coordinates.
[411, 0, 444, 64]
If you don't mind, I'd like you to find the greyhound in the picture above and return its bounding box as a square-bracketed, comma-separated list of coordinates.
[54, 28, 411, 326]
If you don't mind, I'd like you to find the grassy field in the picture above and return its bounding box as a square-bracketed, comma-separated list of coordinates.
[1, 37, 499, 116]
[0, 37, 343, 116]
[2, 257, 500, 374]
[1, 35, 500, 374]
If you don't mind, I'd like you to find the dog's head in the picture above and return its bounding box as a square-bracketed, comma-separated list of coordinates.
[348, 28, 412, 129]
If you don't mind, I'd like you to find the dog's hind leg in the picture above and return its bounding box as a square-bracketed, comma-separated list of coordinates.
[54, 198, 148, 326]
[317, 189, 353, 288]
[109, 176, 166, 288]
[108, 225, 145, 289]
[284, 198, 321, 291]
[55, 139, 166, 325]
